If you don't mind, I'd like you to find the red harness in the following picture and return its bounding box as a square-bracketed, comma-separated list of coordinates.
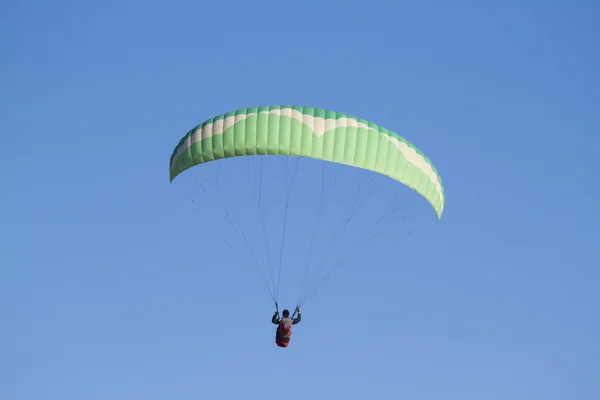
[275, 321, 292, 347]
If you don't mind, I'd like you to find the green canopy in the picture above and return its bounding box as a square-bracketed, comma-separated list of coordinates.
[170, 106, 445, 219]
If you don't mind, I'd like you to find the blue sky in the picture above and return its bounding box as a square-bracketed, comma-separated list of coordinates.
[2, 1, 599, 399]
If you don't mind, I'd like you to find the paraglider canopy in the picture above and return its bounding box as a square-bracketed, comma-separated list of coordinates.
[169, 106, 444, 219]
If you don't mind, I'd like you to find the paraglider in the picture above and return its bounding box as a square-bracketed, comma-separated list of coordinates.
[169, 105, 445, 345]
[272, 308, 302, 348]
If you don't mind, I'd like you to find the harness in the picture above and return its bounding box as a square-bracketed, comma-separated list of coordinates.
[276, 318, 293, 343]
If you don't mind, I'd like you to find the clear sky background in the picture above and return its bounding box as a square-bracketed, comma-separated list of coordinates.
[2, 1, 599, 399]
